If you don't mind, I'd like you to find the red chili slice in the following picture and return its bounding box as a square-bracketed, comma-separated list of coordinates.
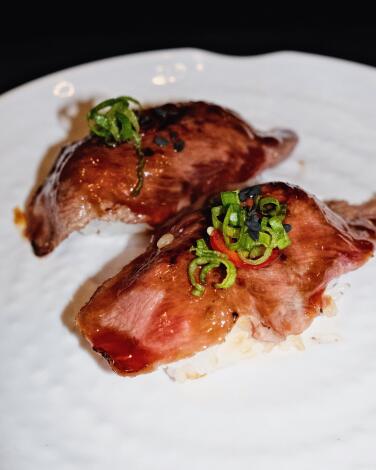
[210, 229, 280, 269]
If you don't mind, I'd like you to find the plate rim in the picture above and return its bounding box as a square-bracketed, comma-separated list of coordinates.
[1, 47, 375, 102]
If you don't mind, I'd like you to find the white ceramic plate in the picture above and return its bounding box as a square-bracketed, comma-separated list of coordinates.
[1, 49, 375, 470]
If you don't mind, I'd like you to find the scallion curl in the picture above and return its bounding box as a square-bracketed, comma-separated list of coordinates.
[87, 96, 149, 196]
[238, 245, 273, 265]
[87, 96, 141, 148]
[222, 204, 243, 250]
[188, 239, 236, 296]
[211, 206, 224, 230]
[259, 196, 280, 216]
[188, 189, 292, 296]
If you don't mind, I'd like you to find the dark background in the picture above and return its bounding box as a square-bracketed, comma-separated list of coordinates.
[1, 11, 375, 95]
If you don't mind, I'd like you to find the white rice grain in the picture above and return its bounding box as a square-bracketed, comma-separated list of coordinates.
[166, 285, 347, 382]
[157, 233, 175, 249]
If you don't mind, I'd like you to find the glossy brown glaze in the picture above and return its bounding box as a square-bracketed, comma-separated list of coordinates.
[77, 182, 374, 376]
[26, 102, 297, 256]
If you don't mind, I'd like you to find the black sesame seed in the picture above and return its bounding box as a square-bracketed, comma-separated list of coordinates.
[246, 213, 261, 231]
[239, 185, 261, 201]
[239, 190, 248, 202]
[139, 114, 152, 127]
[283, 223, 292, 232]
[232, 312, 239, 321]
[247, 220, 261, 232]
[153, 135, 169, 147]
[246, 212, 261, 240]
[143, 147, 154, 157]
[248, 230, 260, 241]
[173, 139, 185, 152]
[154, 107, 168, 118]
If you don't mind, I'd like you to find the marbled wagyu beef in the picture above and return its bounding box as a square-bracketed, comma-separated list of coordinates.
[77, 183, 375, 376]
[26, 102, 297, 255]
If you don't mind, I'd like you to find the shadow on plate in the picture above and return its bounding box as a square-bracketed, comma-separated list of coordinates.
[60, 231, 151, 373]
[25, 99, 96, 205]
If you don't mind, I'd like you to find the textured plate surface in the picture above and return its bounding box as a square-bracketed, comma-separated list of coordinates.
[0, 49, 375, 470]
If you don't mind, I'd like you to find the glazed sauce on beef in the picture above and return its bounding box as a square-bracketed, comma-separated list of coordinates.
[77, 183, 375, 376]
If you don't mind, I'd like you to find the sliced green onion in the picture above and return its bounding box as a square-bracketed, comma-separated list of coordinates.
[215, 192, 291, 258]
[239, 230, 255, 251]
[200, 262, 220, 283]
[194, 238, 212, 255]
[131, 153, 146, 196]
[257, 231, 272, 247]
[87, 96, 147, 196]
[188, 239, 237, 296]
[221, 191, 240, 206]
[249, 245, 264, 258]
[87, 96, 141, 148]
[188, 257, 207, 296]
[222, 204, 244, 250]
[229, 211, 239, 225]
[269, 216, 291, 249]
[277, 237, 291, 250]
[259, 197, 280, 216]
[214, 258, 237, 289]
[238, 245, 273, 265]
[189, 190, 292, 295]
[225, 226, 241, 238]
[211, 206, 224, 229]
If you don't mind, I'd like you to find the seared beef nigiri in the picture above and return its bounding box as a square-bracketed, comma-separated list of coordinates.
[77, 183, 375, 376]
[26, 101, 297, 256]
